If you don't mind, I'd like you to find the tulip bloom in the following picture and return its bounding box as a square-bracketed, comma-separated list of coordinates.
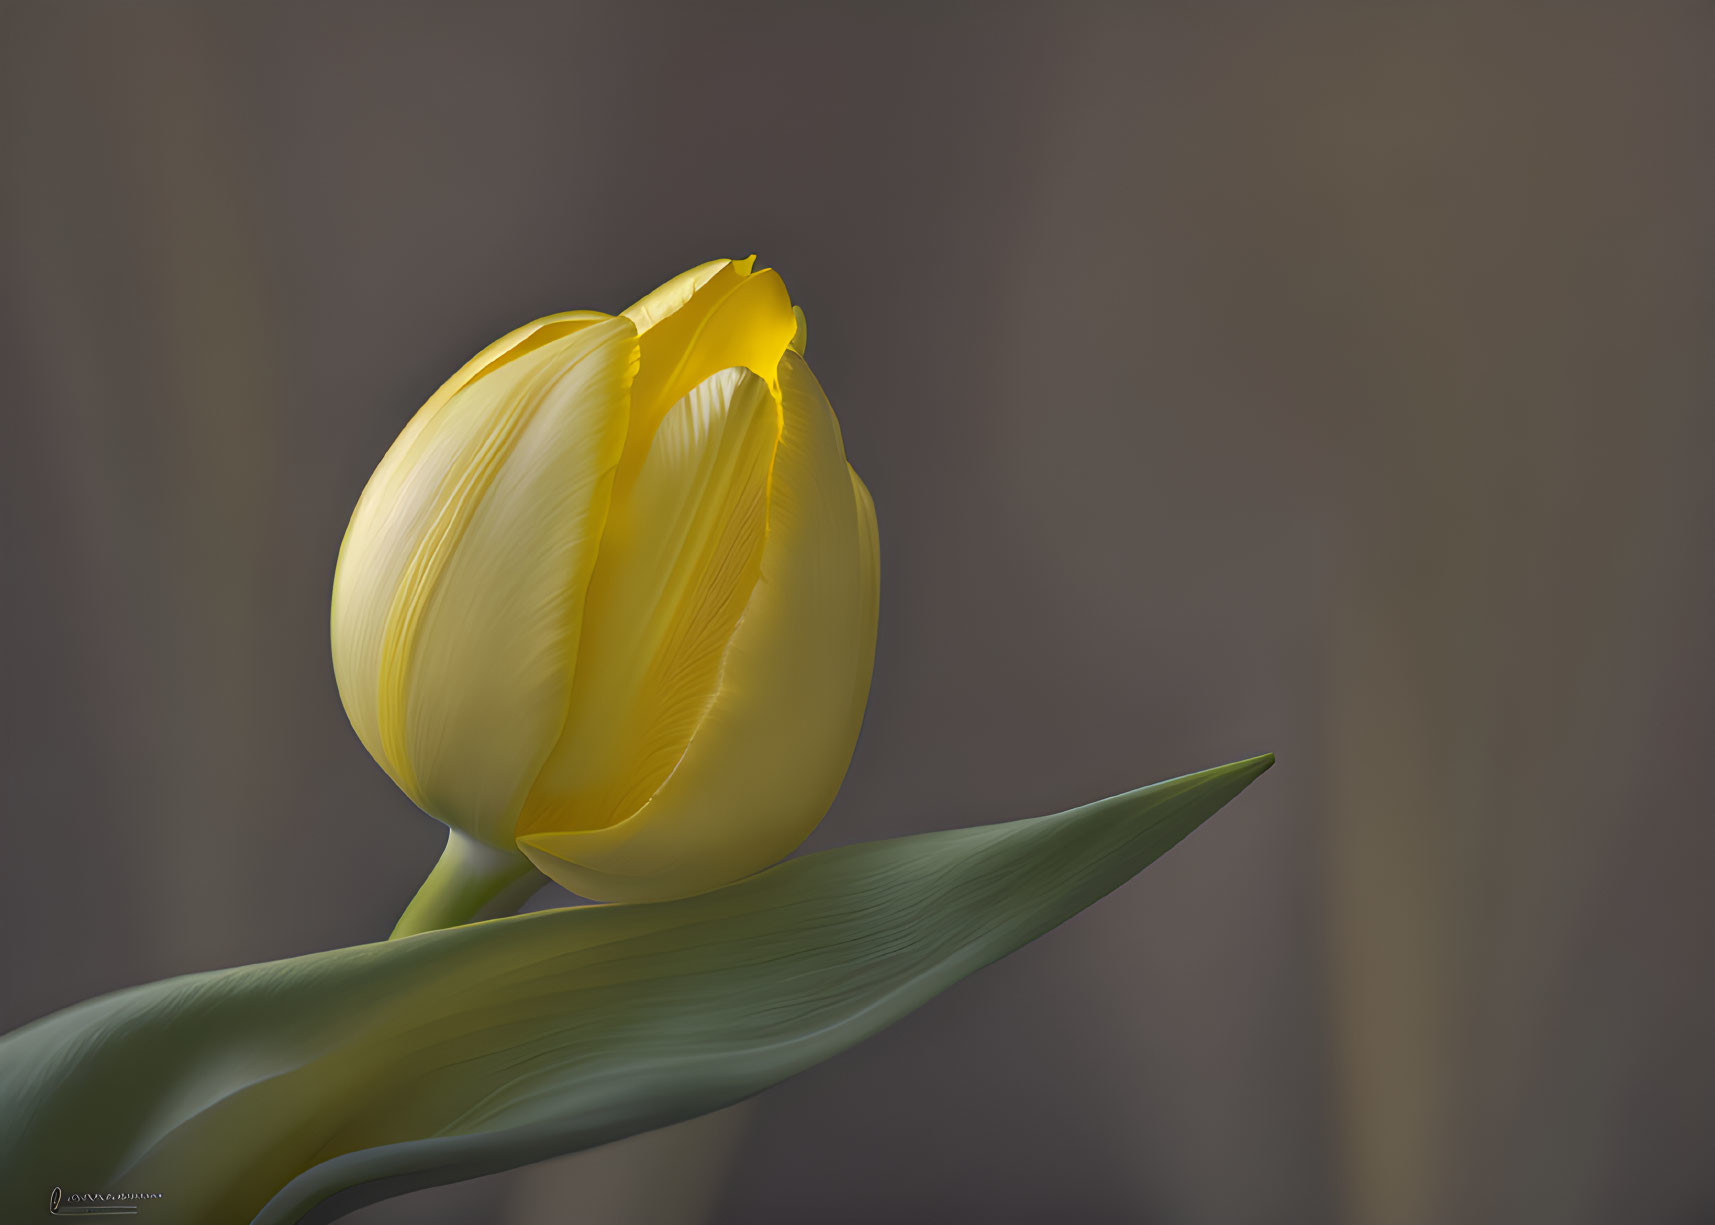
[331, 258, 878, 913]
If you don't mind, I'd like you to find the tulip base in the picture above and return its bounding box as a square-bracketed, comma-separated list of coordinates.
[391, 829, 542, 939]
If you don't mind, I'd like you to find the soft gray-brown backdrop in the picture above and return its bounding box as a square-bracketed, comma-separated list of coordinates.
[4, 4, 1712, 1224]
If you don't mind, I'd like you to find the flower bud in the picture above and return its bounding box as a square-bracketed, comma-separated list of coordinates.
[332, 258, 878, 902]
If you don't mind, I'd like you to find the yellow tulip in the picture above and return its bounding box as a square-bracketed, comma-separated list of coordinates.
[331, 258, 879, 920]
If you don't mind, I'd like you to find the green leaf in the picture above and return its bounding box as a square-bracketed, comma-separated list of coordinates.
[0, 755, 1271, 1224]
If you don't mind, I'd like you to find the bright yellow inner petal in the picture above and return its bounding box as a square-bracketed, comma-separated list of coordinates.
[621, 257, 751, 334]
[517, 367, 780, 836]
[614, 261, 797, 505]
[515, 351, 873, 902]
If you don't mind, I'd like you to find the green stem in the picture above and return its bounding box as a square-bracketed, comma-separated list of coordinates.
[390, 829, 541, 939]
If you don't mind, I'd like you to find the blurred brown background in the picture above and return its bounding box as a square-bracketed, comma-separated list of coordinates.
[4, 4, 1713, 1224]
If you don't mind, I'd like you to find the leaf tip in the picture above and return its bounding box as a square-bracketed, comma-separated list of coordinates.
[1219, 752, 1276, 793]
[1171, 751, 1275, 801]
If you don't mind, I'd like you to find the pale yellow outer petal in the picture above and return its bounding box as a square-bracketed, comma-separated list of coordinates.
[519, 351, 878, 900]
[331, 315, 637, 848]
[847, 467, 881, 732]
[516, 367, 779, 838]
[329, 310, 609, 774]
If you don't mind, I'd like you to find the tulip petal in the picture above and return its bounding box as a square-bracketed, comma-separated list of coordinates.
[330, 310, 609, 775]
[520, 352, 872, 900]
[620, 257, 750, 334]
[427, 310, 614, 405]
[848, 467, 881, 731]
[516, 367, 778, 839]
[332, 317, 637, 848]
[616, 260, 797, 502]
